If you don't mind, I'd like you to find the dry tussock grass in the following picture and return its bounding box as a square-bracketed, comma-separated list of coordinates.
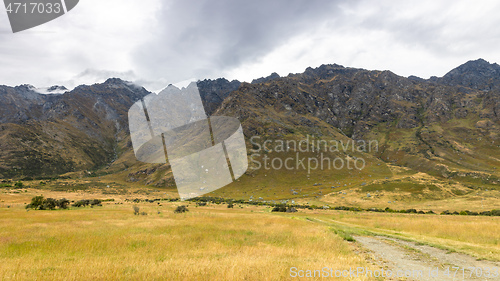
[0, 204, 376, 280]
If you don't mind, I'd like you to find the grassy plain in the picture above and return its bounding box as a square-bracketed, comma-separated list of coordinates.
[0, 197, 375, 281]
[0, 187, 499, 280]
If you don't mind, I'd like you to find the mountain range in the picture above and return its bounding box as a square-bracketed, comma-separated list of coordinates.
[0, 59, 499, 200]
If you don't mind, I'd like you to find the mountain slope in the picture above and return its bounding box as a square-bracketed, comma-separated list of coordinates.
[210, 62, 500, 197]
[0, 79, 149, 178]
[0, 60, 499, 204]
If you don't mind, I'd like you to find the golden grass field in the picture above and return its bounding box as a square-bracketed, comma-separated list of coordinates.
[0, 187, 499, 280]
[0, 199, 376, 280]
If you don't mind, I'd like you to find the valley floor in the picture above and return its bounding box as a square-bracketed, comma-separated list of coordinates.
[0, 188, 499, 280]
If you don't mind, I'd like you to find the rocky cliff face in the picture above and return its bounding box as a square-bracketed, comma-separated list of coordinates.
[217, 63, 494, 137]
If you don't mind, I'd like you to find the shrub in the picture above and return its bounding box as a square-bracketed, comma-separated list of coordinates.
[90, 199, 102, 206]
[271, 205, 297, 213]
[272, 205, 287, 212]
[14, 181, 23, 188]
[27, 196, 45, 210]
[384, 207, 395, 213]
[26, 196, 70, 210]
[57, 198, 70, 209]
[73, 200, 89, 207]
[174, 205, 189, 213]
[227, 203, 234, 208]
[43, 198, 57, 210]
[71, 199, 101, 207]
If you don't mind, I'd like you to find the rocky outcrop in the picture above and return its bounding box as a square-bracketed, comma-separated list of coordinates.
[197, 78, 241, 116]
[251, 72, 280, 84]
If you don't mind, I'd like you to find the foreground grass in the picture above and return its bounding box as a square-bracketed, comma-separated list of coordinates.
[0, 204, 375, 281]
[1, 188, 498, 280]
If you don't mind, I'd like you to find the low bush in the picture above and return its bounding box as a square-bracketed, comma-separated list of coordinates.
[271, 205, 298, 213]
[272, 205, 287, 212]
[26, 196, 69, 210]
[57, 198, 70, 209]
[174, 205, 189, 213]
[73, 199, 102, 207]
[42, 198, 57, 210]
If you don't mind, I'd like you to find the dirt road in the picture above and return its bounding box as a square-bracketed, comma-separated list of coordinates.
[354, 236, 500, 280]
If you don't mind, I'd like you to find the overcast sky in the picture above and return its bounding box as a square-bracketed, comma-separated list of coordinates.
[1, 0, 500, 92]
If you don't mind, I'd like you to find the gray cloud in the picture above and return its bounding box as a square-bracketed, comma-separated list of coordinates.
[0, 0, 500, 90]
[132, 0, 345, 82]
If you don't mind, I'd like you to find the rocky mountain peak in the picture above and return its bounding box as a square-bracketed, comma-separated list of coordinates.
[15, 84, 37, 91]
[196, 78, 241, 116]
[47, 85, 68, 91]
[35, 85, 68, 95]
[447, 58, 500, 77]
[251, 72, 280, 84]
[104, 77, 126, 85]
[438, 58, 500, 90]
